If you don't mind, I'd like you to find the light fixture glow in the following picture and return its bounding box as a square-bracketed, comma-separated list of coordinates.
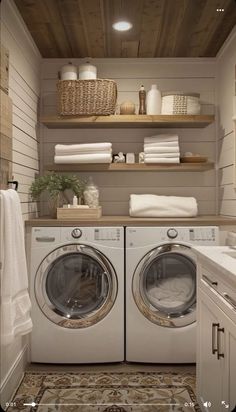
[112, 21, 132, 31]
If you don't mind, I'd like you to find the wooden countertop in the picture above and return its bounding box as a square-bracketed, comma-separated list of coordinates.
[25, 215, 236, 227]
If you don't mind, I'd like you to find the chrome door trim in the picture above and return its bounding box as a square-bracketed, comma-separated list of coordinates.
[132, 243, 196, 328]
[35, 243, 117, 329]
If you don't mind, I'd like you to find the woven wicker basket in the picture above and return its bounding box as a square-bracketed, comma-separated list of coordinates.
[161, 92, 200, 115]
[57, 79, 117, 116]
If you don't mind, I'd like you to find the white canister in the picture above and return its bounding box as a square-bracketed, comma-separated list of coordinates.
[79, 63, 97, 80]
[60, 63, 77, 80]
[146, 84, 162, 115]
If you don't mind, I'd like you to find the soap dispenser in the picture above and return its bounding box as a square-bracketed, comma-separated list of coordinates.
[83, 177, 99, 208]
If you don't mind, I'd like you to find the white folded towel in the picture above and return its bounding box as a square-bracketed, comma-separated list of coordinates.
[144, 146, 180, 153]
[0, 189, 32, 345]
[144, 153, 180, 158]
[144, 135, 179, 143]
[144, 157, 180, 163]
[144, 141, 179, 148]
[55, 143, 112, 155]
[129, 194, 198, 217]
[54, 153, 112, 163]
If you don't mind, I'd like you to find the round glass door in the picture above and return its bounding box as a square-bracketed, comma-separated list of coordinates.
[35, 244, 117, 328]
[132, 244, 196, 327]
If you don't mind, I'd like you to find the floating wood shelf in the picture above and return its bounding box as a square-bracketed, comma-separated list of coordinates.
[45, 162, 214, 172]
[40, 114, 215, 129]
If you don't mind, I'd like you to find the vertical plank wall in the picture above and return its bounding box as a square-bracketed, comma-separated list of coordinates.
[217, 27, 236, 218]
[0, 0, 41, 406]
[41, 58, 216, 216]
[1, 0, 41, 221]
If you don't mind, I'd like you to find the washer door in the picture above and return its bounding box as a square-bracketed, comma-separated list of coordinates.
[132, 244, 196, 328]
[35, 244, 117, 328]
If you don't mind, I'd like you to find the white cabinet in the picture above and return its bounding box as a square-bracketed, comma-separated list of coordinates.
[197, 261, 236, 412]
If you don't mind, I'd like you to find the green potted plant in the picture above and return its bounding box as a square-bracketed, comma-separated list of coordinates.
[30, 173, 85, 217]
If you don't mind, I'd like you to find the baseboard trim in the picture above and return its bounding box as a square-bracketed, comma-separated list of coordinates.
[0, 344, 28, 409]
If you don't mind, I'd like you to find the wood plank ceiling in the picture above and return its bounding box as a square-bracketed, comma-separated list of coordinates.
[13, 0, 236, 58]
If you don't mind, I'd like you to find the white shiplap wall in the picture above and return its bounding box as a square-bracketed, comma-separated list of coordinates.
[41, 58, 217, 216]
[0, 0, 41, 406]
[1, 0, 41, 221]
[217, 27, 236, 218]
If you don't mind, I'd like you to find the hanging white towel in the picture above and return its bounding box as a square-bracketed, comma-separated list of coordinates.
[54, 153, 112, 164]
[129, 194, 198, 217]
[0, 189, 32, 345]
[55, 143, 112, 155]
[144, 135, 179, 144]
[144, 157, 180, 164]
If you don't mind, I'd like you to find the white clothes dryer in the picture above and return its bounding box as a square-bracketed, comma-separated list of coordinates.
[126, 226, 219, 363]
[29, 226, 124, 363]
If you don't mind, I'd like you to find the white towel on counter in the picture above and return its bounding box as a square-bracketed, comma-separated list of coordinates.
[54, 153, 112, 164]
[144, 153, 180, 158]
[144, 157, 180, 163]
[55, 142, 112, 155]
[0, 189, 32, 346]
[144, 134, 179, 144]
[129, 194, 198, 217]
[144, 146, 180, 153]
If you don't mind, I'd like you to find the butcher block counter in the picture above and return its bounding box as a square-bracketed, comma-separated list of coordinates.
[25, 215, 236, 227]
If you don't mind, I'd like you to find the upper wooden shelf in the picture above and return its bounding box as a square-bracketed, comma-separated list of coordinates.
[40, 114, 215, 129]
[45, 162, 214, 172]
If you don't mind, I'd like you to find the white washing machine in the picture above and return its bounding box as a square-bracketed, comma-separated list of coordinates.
[29, 226, 124, 363]
[126, 226, 219, 363]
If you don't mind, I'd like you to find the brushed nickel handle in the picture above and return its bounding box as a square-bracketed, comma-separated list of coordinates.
[212, 323, 219, 355]
[203, 275, 218, 287]
[217, 326, 224, 359]
[223, 293, 236, 310]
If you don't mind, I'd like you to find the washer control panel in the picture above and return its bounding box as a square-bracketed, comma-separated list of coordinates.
[94, 228, 121, 241]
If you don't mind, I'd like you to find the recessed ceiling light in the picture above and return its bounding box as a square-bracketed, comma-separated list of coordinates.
[216, 8, 224, 12]
[112, 21, 133, 31]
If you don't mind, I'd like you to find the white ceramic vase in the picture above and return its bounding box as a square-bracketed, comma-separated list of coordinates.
[146, 84, 162, 115]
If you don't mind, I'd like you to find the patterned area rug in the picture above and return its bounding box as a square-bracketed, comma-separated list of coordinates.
[6, 371, 200, 412]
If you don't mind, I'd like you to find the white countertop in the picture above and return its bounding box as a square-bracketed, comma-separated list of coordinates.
[194, 246, 236, 285]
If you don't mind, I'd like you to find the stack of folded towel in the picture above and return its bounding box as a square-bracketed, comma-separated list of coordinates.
[144, 134, 180, 164]
[54, 143, 112, 164]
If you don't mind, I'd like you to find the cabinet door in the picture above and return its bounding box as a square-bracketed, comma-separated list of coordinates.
[197, 288, 224, 411]
[222, 312, 236, 410]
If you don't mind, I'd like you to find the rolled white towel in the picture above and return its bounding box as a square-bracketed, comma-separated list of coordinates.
[144, 135, 178, 144]
[55, 143, 112, 155]
[129, 194, 198, 217]
[144, 146, 180, 154]
[54, 153, 112, 164]
[144, 157, 180, 163]
[144, 153, 180, 158]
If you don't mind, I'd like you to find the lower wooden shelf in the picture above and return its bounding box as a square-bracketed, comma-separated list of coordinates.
[45, 162, 214, 172]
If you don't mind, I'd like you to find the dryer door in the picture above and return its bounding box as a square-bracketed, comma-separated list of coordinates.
[35, 244, 117, 328]
[132, 244, 196, 327]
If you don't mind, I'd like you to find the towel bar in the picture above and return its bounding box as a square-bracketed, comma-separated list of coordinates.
[7, 180, 18, 191]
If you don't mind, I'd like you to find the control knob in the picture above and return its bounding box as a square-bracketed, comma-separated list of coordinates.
[167, 228, 178, 239]
[71, 228, 82, 239]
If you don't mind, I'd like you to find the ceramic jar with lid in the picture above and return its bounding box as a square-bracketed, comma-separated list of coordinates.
[60, 62, 77, 80]
[83, 177, 99, 207]
[78, 62, 97, 80]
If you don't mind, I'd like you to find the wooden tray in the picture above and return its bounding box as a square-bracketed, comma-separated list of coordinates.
[180, 156, 208, 163]
[57, 206, 102, 220]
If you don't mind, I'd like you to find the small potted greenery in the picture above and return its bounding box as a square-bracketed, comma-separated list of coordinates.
[30, 173, 85, 217]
